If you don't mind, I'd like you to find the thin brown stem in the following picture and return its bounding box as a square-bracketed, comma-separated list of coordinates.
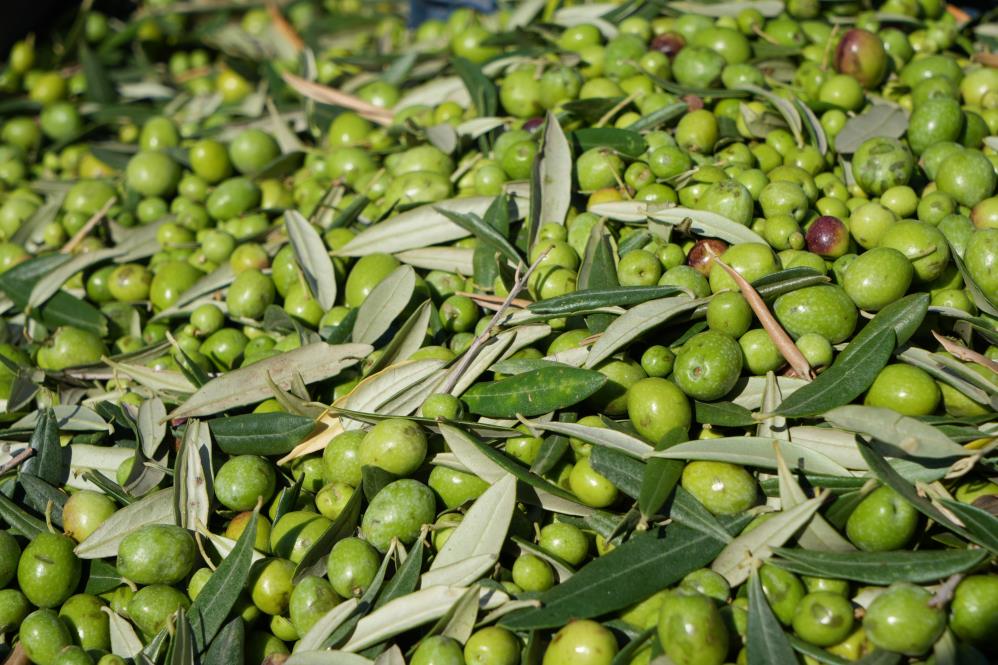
[281, 72, 394, 126]
[0, 448, 35, 476]
[61, 196, 116, 254]
[3, 643, 27, 665]
[932, 331, 998, 373]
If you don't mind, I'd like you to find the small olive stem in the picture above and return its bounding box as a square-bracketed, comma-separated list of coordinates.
[439, 249, 551, 396]
[281, 71, 394, 126]
[932, 331, 998, 373]
[595, 91, 640, 129]
[713, 258, 813, 380]
[61, 196, 116, 254]
[0, 448, 34, 476]
[266, 1, 305, 53]
[929, 573, 964, 608]
[3, 643, 27, 665]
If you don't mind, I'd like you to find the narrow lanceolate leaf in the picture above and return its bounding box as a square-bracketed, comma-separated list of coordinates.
[169, 343, 370, 418]
[353, 265, 416, 345]
[647, 437, 850, 476]
[14, 405, 112, 433]
[712, 494, 826, 586]
[525, 420, 653, 457]
[949, 242, 998, 317]
[462, 367, 607, 418]
[834, 104, 909, 153]
[287, 651, 372, 665]
[747, 570, 798, 665]
[368, 300, 433, 373]
[639, 427, 688, 520]
[297, 598, 361, 652]
[823, 406, 969, 461]
[105, 608, 144, 658]
[569, 127, 647, 158]
[670, 487, 732, 544]
[938, 500, 998, 554]
[202, 619, 244, 665]
[770, 547, 989, 585]
[137, 397, 166, 456]
[781, 292, 929, 414]
[579, 221, 618, 333]
[174, 419, 212, 530]
[436, 208, 521, 269]
[588, 200, 767, 245]
[739, 83, 804, 147]
[27, 247, 118, 310]
[527, 285, 682, 316]
[75, 489, 174, 559]
[775, 445, 854, 553]
[502, 523, 734, 630]
[285, 210, 337, 310]
[23, 407, 63, 486]
[209, 412, 317, 456]
[294, 488, 362, 582]
[342, 586, 508, 652]
[0, 493, 46, 538]
[339, 197, 523, 257]
[168, 610, 195, 665]
[423, 475, 516, 588]
[395, 248, 474, 275]
[538, 111, 572, 226]
[585, 295, 704, 368]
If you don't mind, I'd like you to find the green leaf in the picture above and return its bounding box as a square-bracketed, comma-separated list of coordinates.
[949, 240, 998, 317]
[0, 254, 108, 336]
[589, 446, 644, 499]
[0, 492, 46, 538]
[585, 295, 704, 367]
[436, 208, 521, 269]
[22, 407, 65, 486]
[568, 127, 647, 158]
[189, 509, 259, 651]
[669, 486, 732, 544]
[694, 401, 756, 427]
[747, 570, 799, 665]
[834, 104, 909, 154]
[501, 523, 733, 630]
[589, 200, 768, 246]
[562, 97, 624, 125]
[776, 293, 929, 416]
[625, 102, 688, 131]
[294, 488, 362, 582]
[823, 405, 968, 461]
[462, 367, 607, 418]
[285, 211, 337, 310]
[647, 437, 850, 476]
[528, 285, 683, 316]
[769, 547, 989, 585]
[375, 538, 424, 609]
[538, 111, 573, 227]
[19, 473, 66, 527]
[638, 427, 687, 520]
[75, 489, 174, 559]
[362, 465, 397, 503]
[788, 636, 850, 665]
[353, 266, 417, 345]
[174, 420, 212, 531]
[579, 221, 618, 334]
[452, 57, 497, 117]
[168, 609, 195, 665]
[79, 43, 116, 104]
[209, 413, 316, 456]
[202, 618, 244, 665]
[939, 500, 998, 554]
[525, 419, 653, 458]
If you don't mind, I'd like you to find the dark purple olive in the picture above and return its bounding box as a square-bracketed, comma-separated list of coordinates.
[806, 216, 851, 258]
[522, 117, 545, 132]
[651, 32, 685, 59]
[835, 28, 887, 89]
[687, 238, 728, 275]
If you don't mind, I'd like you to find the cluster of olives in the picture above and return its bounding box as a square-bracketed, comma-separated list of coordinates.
[0, 0, 996, 664]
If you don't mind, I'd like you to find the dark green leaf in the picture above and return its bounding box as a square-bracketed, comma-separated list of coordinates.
[84, 559, 122, 595]
[253, 151, 304, 180]
[202, 618, 244, 665]
[0, 493, 46, 538]
[189, 509, 259, 651]
[79, 43, 116, 104]
[362, 465, 397, 503]
[569, 128, 647, 158]
[528, 285, 683, 316]
[329, 194, 370, 230]
[452, 57, 497, 117]
[855, 651, 903, 665]
[294, 488, 362, 582]
[273, 475, 304, 524]
[375, 538, 424, 609]
[167, 609, 194, 665]
[777, 293, 929, 416]
[208, 413, 316, 456]
[669, 486, 731, 544]
[561, 97, 624, 125]
[462, 367, 607, 418]
[469, 435, 588, 509]
[638, 427, 687, 520]
[950, 239, 998, 317]
[436, 208, 521, 269]
[626, 102, 688, 131]
[0, 254, 108, 336]
[771, 547, 988, 584]
[321, 306, 358, 344]
[789, 636, 850, 665]
[590, 446, 644, 499]
[23, 408, 65, 486]
[501, 523, 731, 630]
[611, 626, 656, 665]
[322, 546, 395, 648]
[82, 470, 134, 506]
[939, 500, 998, 554]
[579, 222, 618, 334]
[530, 435, 570, 477]
[747, 570, 799, 665]
[694, 401, 756, 427]
[18, 472, 66, 528]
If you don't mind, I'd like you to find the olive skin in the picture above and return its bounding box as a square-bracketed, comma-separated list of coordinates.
[62, 491, 117, 543]
[116, 524, 196, 586]
[17, 532, 82, 608]
[428, 465, 489, 509]
[59, 593, 111, 652]
[270, 511, 332, 563]
[949, 574, 998, 646]
[359, 418, 428, 478]
[361, 479, 436, 552]
[542, 619, 618, 665]
[412, 635, 466, 665]
[864, 364, 941, 417]
[289, 575, 341, 636]
[626, 377, 692, 443]
[657, 591, 728, 665]
[681, 461, 758, 516]
[792, 591, 854, 647]
[249, 558, 295, 616]
[673, 331, 743, 402]
[0, 588, 29, 633]
[323, 430, 366, 487]
[464, 626, 521, 665]
[19, 608, 74, 665]
[226, 268, 276, 320]
[36, 326, 108, 371]
[127, 584, 191, 637]
[863, 583, 945, 656]
[327, 536, 381, 599]
[214, 455, 277, 511]
[842, 248, 914, 312]
[774, 285, 858, 344]
[852, 137, 913, 196]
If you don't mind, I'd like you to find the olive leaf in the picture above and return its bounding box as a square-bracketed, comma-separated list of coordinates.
[746, 569, 797, 665]
[436, 207, 521, 269]
[169, 342, 370, 418]
[669, 487, 733, 544]
[737, 84, 804, 147]
[626, 101, 688, 131]
[510, 536, 576, 583]
[462, 366, 607, 418]
[297, 599, 362, 652]
[524, 419, 653, 457]
[423, 474, 516, 588]
[137, 397, 166, 456]
[27, 247, 118, 311]
[0, 494, 46, 538]
[342, 586, 509, 653]
[823, 406, 969, 461]
[285, 210, 337, 310]
[395, 248, 474, 275]
[527, 285, 683, 316]
[569, 127, 647, 158]
[153, 264, 236, 320]
[697, 400, 757, 428]
[12, 191, 64, 244]
[75, 488, 175, 559]
[770, 547, 989, 585]
[775, 445, 855, 553]
[833, 104, 909, 153]
[585, 295, 704, 368]
[168, 609, 195, 665]
[209, 412, 316, 456]
[939, 500, 998, 553]
[286, 650, 370, 665]
[646, 436, 851, 476]
[897, 346, 994, 406]
[638, 427, 688, 520]
[588, 200, 768, 246]
[538, 111, 573, 227]
[445, 324, 551, 397]
[590, 446, 644, 499]
[103, 358, 196, 396]
[174, 419, 213, 530]
[105, 607, 144, 658]
[353, 265, 416, 345]
[711, 494, 825, 586]
[22, 407, 64, 486]
[339, 359, 449, 428]
[669, 0, 784, 17]
[203, 619, 244, 665]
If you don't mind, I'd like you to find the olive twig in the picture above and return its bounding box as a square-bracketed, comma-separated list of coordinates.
[61, 196, 116, 255]
[932, 331, 998, 373]
[2, 643, 27, 665]
[928, 573, 964, 608]
[0, 447, 35, 476]
[439, 248, 551, 396]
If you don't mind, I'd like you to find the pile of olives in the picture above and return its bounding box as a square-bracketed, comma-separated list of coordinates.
[0, 0, 995, 664]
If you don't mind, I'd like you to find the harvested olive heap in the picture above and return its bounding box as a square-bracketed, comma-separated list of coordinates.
[0, 0, 997, 664]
